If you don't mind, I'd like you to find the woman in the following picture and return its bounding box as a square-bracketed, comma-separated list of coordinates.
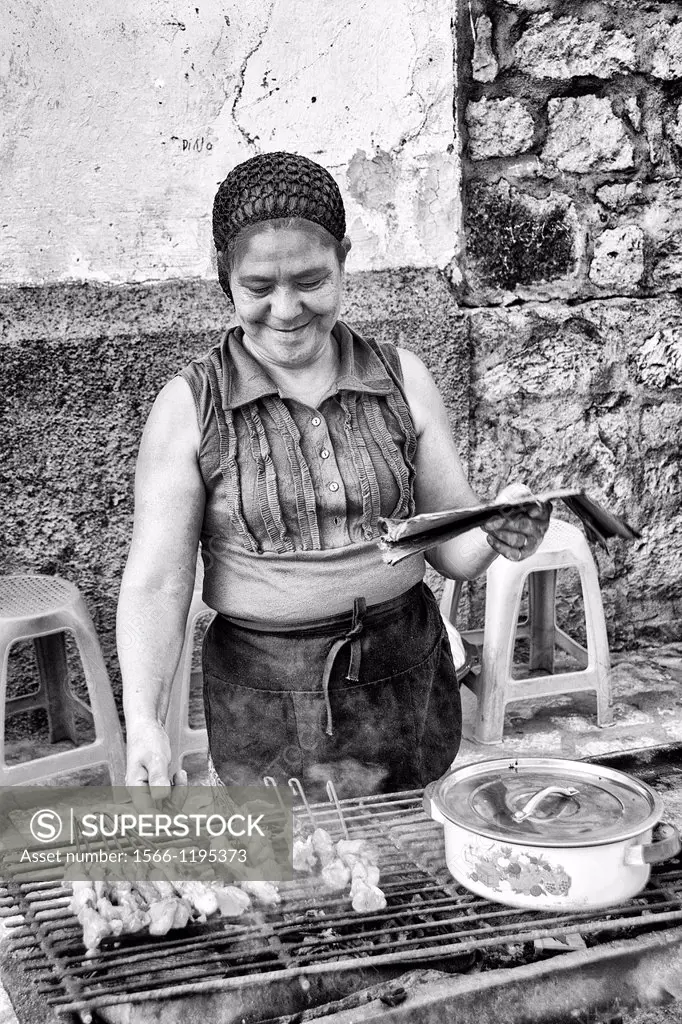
[118, 151, 549, 798]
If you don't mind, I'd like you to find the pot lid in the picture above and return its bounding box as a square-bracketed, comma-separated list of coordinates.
[429, 758, 663, 847]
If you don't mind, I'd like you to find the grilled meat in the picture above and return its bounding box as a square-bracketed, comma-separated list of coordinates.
[292, 835, 318, 872]
[172, 880, 219, 917]
[148, 898, 182, 936]
[351, 880, 387, 913]
[292, 831, 386, 911]
[311, 828, 336, 867]
[349, 860, 380, 896]
[79, 905, 113, 955]
[337, 839, 379, 868]
[240, 880, 281, 905]
[68, 881, 96, 916]
[213, 885, 252, 918]
[321, 857, 351, 892]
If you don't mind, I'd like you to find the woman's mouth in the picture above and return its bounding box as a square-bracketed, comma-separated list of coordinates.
[269, 319, 313, 333]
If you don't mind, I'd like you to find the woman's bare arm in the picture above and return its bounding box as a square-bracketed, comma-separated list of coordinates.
[117, 376, 205, 788]
[398, 348, 549, 580]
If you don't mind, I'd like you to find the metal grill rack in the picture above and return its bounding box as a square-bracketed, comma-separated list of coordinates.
[2, 786, 682, 1023]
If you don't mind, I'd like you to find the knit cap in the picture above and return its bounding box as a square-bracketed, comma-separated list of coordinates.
[213, 151, 346, 254]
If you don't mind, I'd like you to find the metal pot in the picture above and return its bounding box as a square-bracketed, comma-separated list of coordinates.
[423, 757, 681, 911]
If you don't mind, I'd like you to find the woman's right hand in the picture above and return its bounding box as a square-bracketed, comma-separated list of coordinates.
[125, 720, 172, 793]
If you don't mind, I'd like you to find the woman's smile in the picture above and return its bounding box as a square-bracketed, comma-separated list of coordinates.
[267, 317, 314, 333]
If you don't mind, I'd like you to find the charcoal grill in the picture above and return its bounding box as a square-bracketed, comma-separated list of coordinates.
[2, 765, 682, 1024]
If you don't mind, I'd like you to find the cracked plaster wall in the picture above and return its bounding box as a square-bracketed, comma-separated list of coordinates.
[1, 0, 458, 284]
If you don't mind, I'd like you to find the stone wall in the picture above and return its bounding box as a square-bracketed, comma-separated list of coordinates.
[457, 0, 682, 305]
[455, 0, 682, 647]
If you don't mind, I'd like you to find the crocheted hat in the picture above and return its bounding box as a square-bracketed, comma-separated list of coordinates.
[213, 151, 346, 254]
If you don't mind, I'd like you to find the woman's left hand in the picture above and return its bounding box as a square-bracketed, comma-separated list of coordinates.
[483, 483, 551, 562]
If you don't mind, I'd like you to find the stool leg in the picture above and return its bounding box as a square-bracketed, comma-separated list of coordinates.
[33, 633, 79, 744]
[440, 579, 463, 625]
[69, 605, 127, 786]
[474, 579, 525, 744]
[579, 562, 614, 727]
[528, 571, 557, 675]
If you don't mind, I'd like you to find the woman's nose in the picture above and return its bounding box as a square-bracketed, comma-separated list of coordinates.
[269, 287, 302, 321]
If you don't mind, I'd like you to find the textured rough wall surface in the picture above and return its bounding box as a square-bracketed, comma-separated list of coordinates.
[467, 297, 682, 647]
[0, 273, 467, 706]
[455, 0, 682, 646]
[1, 0, 458, 283]
[456, 0, 682, 306]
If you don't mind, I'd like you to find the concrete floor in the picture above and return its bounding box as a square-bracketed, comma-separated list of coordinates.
[2, 642, 682, 1024]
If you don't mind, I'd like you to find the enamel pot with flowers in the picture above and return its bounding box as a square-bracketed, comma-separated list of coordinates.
[423, 757, 681, 911]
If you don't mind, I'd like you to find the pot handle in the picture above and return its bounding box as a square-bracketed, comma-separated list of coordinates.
[624, 822, 681, 866]
[422, 781, 446, 824]
[512, 786, 579, 822]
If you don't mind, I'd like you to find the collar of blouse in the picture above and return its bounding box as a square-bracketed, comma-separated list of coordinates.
[221, 321, 394, 410]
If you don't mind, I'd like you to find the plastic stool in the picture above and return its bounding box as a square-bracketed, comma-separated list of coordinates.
[0, 574, 126, 784]
[164, 579, 214, 778]
[440, 519, 613, 744]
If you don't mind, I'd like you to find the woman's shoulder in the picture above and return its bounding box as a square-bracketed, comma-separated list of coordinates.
[178, 333, 230, 389]
[144, 376, 201, 451]
[174, 331, 238, 429]
[394, 348, 440, 439]
[395, 347, 431, 385]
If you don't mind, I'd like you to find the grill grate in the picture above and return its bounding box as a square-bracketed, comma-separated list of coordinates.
[2, 789, 682, 1021]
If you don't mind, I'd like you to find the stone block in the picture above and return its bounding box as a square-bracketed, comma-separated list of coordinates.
[543, 97, 634, 172]
[589, 226, 645, 290]
[465, 98, 534, 160]
[636, 328, 682, 388]
[650, 21, 682, 80]
[513, 14, 637, 79]
[472, 15, 498, 83]
[465, 181, 576, 291]
[596, 182, 644, 211]
[652, 245, 682, 291]
[610, 180, 682, 290]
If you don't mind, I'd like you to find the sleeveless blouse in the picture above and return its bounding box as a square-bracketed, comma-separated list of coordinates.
[179, 321, 425, 622]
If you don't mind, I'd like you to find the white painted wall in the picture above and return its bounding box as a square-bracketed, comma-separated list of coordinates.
[1, 0, 458, 285]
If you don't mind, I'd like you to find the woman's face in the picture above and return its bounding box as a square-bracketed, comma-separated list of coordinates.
[227, 221, 345, 370]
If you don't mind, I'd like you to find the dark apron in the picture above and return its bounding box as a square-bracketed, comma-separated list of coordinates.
[202, 582, 462, 800]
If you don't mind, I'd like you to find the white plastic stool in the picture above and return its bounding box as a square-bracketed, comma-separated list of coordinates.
[164, 566, 214, 777]
[440, 519, 613, 744]
[0, 574, 126, 784]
